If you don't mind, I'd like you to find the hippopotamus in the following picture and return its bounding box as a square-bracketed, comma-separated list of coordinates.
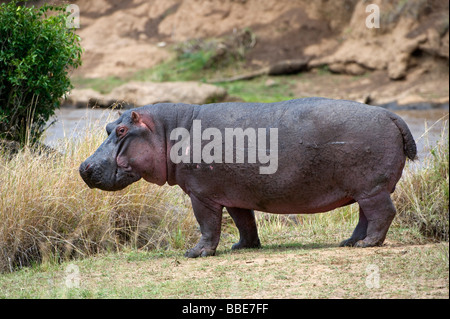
[79, 98, 416, 258]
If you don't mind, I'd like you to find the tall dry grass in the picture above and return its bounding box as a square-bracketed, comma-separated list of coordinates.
[393, 121, 449, 242]
[0, 115, 198, 272]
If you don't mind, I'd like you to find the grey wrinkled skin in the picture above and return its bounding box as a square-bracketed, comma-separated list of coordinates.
[79, 98, 417, 258]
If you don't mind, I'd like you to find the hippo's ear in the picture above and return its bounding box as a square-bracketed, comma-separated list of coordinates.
[131, 111, 140, 124]
[131, 111, 155, 132]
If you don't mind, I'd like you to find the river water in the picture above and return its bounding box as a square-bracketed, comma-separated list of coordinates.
[43, 106, 449, 164]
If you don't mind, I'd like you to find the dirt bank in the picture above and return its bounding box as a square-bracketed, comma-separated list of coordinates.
[49, 0, 448, 105]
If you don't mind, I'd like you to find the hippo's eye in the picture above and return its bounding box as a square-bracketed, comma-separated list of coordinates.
[116, 126, 128, 138]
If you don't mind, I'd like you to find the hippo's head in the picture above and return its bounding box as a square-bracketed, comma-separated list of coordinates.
[79, 109, 167, 191]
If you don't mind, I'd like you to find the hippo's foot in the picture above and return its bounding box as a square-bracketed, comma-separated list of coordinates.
[339, 238, 360, 247]
[339, 208, 368, 247]
[343, 192, 396, 248]
[340, 236, 385, 248]
[354, 238, 385, 248]
[232, 238, 262, 250]
[184, 245, 216, 258]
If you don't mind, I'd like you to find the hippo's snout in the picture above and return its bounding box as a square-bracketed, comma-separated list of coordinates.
[79, 161, 96, 189]
[79, 159, 112, 190]
[79, 156, 142, 191]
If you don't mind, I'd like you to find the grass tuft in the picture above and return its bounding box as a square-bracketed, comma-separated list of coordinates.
[392, 122, 449, 242]
[0, 113, 198, 273]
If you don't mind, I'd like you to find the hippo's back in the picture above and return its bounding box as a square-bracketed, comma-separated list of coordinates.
[165, 98, 413, 214]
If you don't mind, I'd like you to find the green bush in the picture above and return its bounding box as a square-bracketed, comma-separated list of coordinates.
[0, 0, 82, 144]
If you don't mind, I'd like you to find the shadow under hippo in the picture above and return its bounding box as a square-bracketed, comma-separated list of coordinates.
[79, 98, 417, 258]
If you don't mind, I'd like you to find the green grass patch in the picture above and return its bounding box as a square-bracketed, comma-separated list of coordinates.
[71, 31, 300, 103]
[134, 50, 217, 83]
[71, 76, 127, 94]
[71, 33, 254, 94]
[216, 76, 299, 103]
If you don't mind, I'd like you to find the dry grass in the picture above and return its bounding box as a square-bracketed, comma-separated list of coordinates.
[0, 116, 198, 273]
[393, 121, 449, 241]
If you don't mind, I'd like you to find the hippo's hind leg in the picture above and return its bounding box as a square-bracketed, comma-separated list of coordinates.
[185, 195, 223, 258]
[339, 207, 368, 247]
[353, 192, 396, 247]
[226, 207, 261, 250]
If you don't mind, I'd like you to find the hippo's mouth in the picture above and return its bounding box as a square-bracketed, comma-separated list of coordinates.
[109, 138, 143, 190]
[79, 160, 141, 192]
[113, 165, 142, 190]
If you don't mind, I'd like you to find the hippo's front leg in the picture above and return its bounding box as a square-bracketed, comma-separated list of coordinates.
[185, 195, 223, 258]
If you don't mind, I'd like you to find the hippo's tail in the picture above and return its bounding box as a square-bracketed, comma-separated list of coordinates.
[389, 113, 417, 161]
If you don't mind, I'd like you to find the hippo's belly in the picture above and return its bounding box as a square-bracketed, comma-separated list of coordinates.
[181, 155, 355, 214]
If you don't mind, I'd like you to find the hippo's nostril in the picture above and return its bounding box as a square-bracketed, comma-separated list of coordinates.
[80, 162, 93, 179]
[79, 162, 96, 189]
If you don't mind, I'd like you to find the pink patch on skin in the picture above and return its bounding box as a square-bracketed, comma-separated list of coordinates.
[116, 155, 128, 168]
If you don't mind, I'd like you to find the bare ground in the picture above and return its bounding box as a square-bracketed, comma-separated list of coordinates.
[1, 242, 447, 298]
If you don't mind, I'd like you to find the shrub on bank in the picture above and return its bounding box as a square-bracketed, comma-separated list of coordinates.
[0, 1, 82, 144]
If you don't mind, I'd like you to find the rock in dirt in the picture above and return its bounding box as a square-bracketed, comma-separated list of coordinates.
[109, 81, 227, 106]
[64, 88, 116, 108]
[65, 82, 227, 108]
[307, 1, 449, 80]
